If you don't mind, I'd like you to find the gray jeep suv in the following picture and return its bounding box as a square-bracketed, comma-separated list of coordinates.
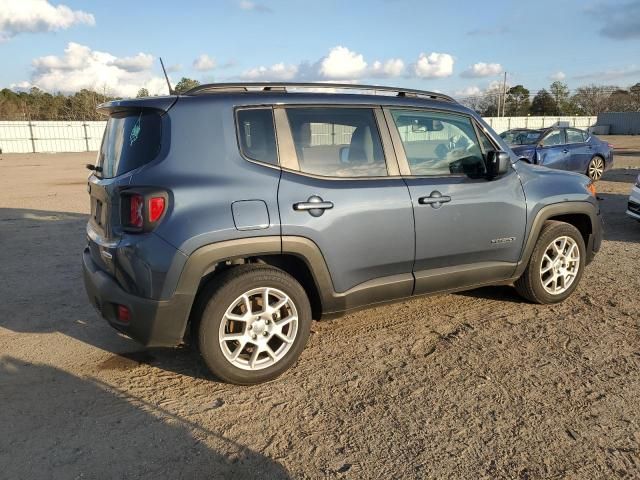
[83, 82, 602, 384]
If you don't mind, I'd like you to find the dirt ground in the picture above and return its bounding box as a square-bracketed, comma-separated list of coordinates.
[1, 136, 638, 479]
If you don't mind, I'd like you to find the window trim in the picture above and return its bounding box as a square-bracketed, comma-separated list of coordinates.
[383, 106, 489, 179]
[234, 106, 281, 169]
[273, 104, 400, 180]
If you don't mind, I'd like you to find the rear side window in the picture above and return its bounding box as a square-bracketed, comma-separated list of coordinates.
[237, 108, 278, 165]
[566, 129, 586, 143]
[97, 111, 162, 178]
[285, 107, 387, 177]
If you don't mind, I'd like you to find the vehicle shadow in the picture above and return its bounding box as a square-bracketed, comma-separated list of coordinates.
[601, 167, 639, 184]
[597, 192, 640, 243]
[0, 356, 291, 479]
[0, 208, 214, 380]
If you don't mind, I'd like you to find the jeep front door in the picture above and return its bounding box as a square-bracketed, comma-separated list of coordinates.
[384, 108, 527, 295]
[276, 106, 415, 296]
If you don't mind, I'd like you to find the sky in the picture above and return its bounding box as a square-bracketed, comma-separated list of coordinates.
[0, 0, 639, 99]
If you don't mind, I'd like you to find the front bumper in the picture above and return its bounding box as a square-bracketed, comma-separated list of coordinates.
[83, 248, 191, 347]
[627, 186, 640, 221]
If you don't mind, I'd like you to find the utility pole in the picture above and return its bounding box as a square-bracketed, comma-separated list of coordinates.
[501, 71, 507, 117]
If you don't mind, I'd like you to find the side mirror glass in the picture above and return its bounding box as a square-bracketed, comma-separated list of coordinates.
[486, 151, 511, 178]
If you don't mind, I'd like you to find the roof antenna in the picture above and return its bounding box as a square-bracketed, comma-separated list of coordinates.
[159, 57, 174, 95]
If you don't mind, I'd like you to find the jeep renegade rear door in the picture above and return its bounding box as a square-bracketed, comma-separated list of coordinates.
[276, 106, 415, 295]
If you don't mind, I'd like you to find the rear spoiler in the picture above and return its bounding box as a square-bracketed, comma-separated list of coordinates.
[97, 95, 178, 116]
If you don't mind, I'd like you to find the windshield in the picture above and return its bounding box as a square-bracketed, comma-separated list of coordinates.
[500, 129, 542, 146]
[96, 110, 162, 178]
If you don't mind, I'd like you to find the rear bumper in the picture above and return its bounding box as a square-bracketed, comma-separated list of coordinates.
[83, 248, 190, 347]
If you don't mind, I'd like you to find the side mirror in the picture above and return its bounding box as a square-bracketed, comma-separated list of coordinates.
[486, 151, 511, 178]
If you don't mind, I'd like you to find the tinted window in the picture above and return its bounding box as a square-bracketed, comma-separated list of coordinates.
[542, 130, 564, 146]
[566, 129, 586, 144]
[286, 108, 387, 177]
[97, 111, 162, 178]
[390, 109, 486, 177]
[237, 108, 278, 165]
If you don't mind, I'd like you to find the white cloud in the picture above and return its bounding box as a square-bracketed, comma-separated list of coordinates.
[320, 46, 368, 80]
[461, 62, 503, 78]
[166, 64, 182, 73]
[370, 58, 405, 78]
[550, 71, 566, 81]
[0, 0, 94, 41]
[238, 0, 272, 13]
[193, 54, 216, 71]
[112, 53, 154, 72]
[25, 42, 168, 97]
[241, 62, 299, 80]
[413, 52, 454, 79]
[455, 86, 482, 97]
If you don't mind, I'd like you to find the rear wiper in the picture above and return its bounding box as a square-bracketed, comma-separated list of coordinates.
[86, 164, 103, 173]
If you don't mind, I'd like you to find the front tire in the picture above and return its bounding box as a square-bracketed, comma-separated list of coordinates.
[515, 221, 586, 304]
[197, 265, 312, 385]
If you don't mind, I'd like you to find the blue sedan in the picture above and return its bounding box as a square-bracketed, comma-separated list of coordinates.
[500, 127, 614, 181]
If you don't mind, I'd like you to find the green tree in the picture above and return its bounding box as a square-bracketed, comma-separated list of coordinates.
[505, 85, 530, 116]
[174, 77, 200, 94]
[549, 81, 570, 114]
[136, 87, 149, 98]
[530, 89, 558, 115]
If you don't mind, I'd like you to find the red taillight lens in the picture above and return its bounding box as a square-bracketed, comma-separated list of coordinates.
[117, 305, 130, 323]
[148, 197, 165, 222]
[129, 194, 144, 228]
[608, 143, 614, 149]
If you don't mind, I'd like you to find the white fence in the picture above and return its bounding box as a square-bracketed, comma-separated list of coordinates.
[0, 116, 599, 154]
[0, 121, 107, 153]
[484, 116, 597, 134]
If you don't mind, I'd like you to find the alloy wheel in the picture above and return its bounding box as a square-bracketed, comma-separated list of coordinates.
[539, 236, 581, 295]
[218, 287, 298, 371]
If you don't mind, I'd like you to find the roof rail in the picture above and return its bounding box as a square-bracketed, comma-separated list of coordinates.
[182, 82, 455, 102]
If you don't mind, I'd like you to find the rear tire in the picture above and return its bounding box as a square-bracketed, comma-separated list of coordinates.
[197, 265, 312, 385]
[587, 156, 605, 181]
[515, 221, 586, 304]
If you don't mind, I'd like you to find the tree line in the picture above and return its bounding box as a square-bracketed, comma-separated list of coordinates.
[460, 81, 640, 117]
[0, 78, 200, 121]
[1, 77, 639, 120]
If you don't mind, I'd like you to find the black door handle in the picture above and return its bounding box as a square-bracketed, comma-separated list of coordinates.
[562, 149, 569, 153]
[418, 191, 451, 208]
[293, 195, 333, 217]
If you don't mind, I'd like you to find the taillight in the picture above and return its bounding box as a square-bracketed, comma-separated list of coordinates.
[129, 194, 144, 228]
[122, 191, 168, 232]
[608, 143, 614, 149]
[149, 197, 165, 222]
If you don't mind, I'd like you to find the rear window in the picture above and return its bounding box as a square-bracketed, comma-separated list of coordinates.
[97, 110, 162, 178]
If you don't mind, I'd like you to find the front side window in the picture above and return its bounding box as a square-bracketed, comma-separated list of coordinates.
[389, 109, 486, 177]
[237, 108, 278, 165]
[542, 129, 564, 146]
[566, 129, 586, 144]
[285, 107, 387, 177]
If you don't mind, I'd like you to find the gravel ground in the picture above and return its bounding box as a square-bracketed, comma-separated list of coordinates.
[0, 136, 638, 479]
